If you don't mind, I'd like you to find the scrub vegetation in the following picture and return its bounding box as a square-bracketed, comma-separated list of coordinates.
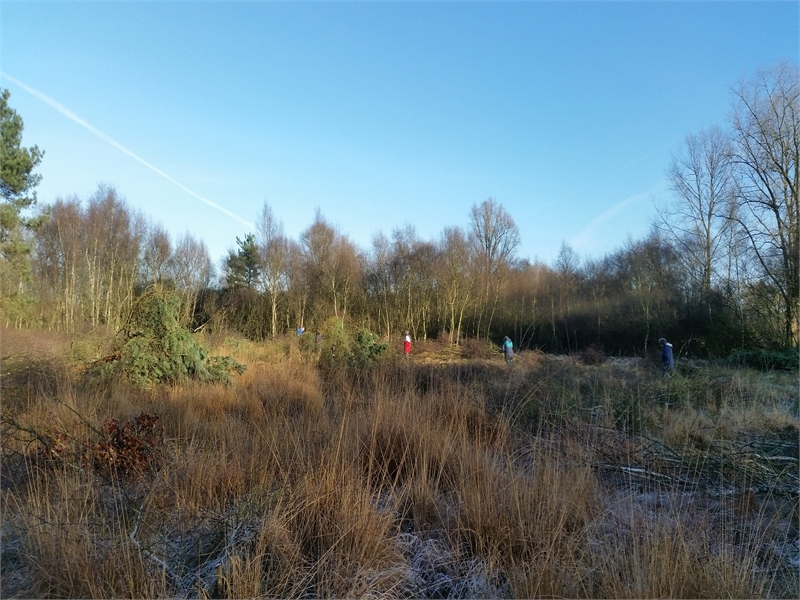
[2, 326, 797, 599]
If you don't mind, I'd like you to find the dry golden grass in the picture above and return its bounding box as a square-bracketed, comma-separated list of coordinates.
[662, 406, 717, 448]
[1, 330, 797, 598]
[4, 465, 162, 599]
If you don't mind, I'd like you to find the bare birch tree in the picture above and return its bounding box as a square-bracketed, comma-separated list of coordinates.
[368, 231, 394, 338]
[171, 232, 213, 326]
[438, 226, 473, 345]
[469, 198, 520, 339]
[141, 223, 172, 290]
[660, 125, 735, 304]
[34, 197, 82, 331]
[300, 210, 361, 321]
[255, 202, 290, 337]
[729, 62, 799, 348]
[84, 186, 142, 330]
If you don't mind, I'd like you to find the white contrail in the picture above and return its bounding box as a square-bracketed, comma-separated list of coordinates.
[1, 72, 255, 229]
[569, 181, 664, 251]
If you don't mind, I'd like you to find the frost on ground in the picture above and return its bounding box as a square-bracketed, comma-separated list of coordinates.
[393, 532, 512, 599]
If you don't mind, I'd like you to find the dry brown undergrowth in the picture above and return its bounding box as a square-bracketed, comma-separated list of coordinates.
[1, 329, 797, 598]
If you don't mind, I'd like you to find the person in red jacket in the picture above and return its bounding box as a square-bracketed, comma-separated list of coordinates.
[403, 331, 412, 359]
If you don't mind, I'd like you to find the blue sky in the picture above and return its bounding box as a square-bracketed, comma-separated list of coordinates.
[2, 1, 798, 268]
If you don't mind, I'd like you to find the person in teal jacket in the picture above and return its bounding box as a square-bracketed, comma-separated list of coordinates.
[502, 336, 514, 366]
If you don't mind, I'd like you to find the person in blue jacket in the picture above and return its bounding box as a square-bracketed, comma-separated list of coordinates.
[659, 338, 674, 375]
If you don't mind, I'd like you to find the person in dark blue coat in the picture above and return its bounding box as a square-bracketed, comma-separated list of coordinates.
[659, 338, 674, 375]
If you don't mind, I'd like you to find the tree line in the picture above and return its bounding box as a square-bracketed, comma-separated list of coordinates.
[1, 62, 797, 357]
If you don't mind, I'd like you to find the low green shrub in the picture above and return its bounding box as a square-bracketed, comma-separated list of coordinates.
[88, 290, 245, 388]
[352, 328, 388, 367]
[317, 317, 387, 370]
[727, 348, 799, 372]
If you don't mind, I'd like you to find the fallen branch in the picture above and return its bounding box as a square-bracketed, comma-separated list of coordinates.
[130, 499, 183, 591]
[191, 521, 244, 597]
